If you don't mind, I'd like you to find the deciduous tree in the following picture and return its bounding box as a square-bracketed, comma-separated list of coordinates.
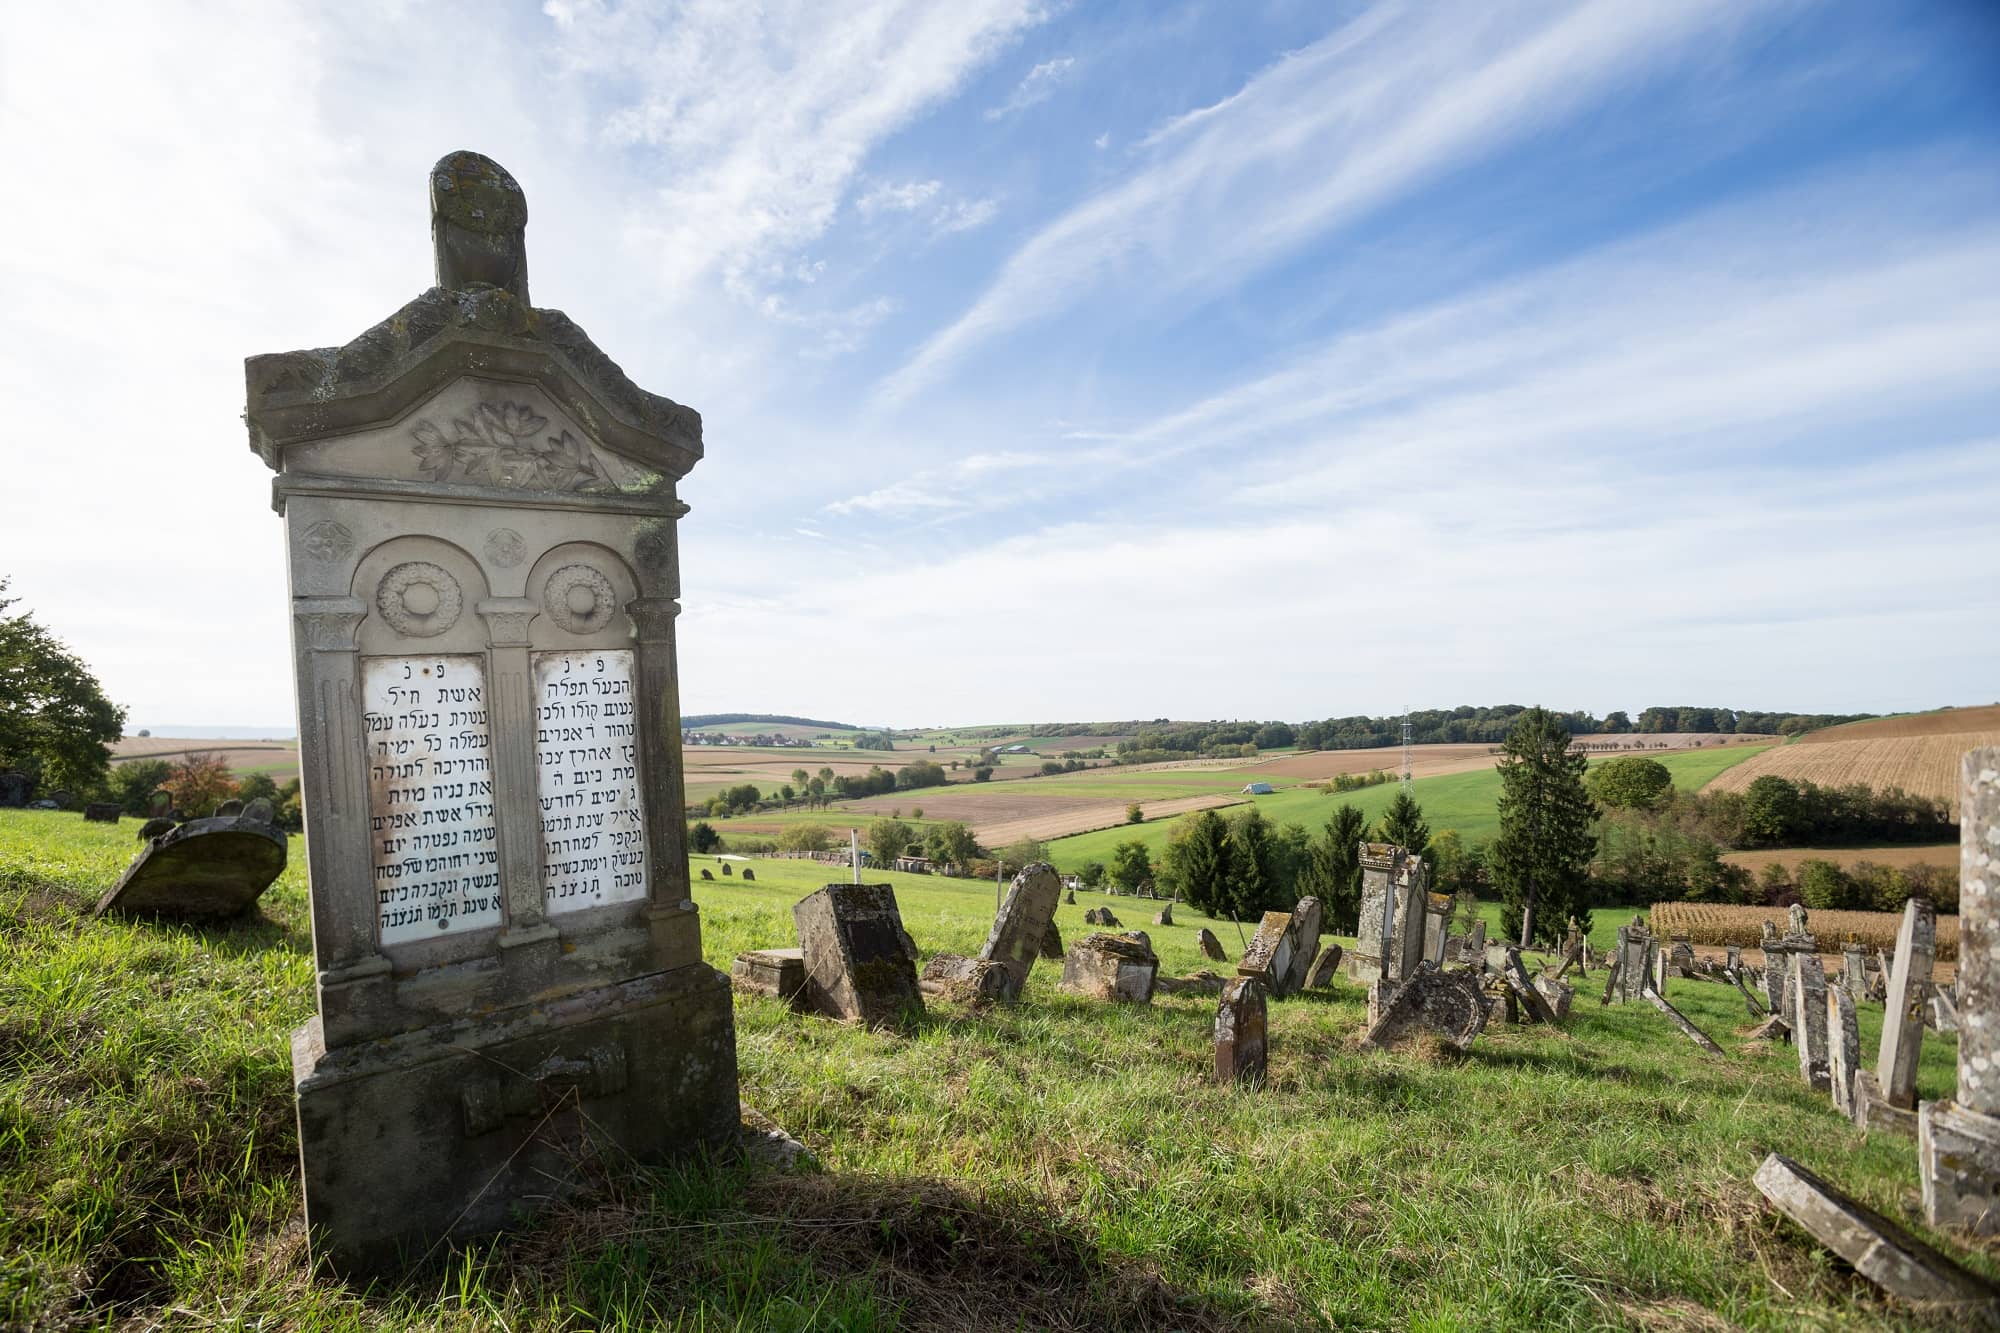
[0, 579, 125, 795]
[1110, 840, 1152, 893]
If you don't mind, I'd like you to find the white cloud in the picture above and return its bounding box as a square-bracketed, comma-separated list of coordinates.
[857, 178, 999, 236]
[879, 0, 1758, 405]
[985, 54, 1076, 119]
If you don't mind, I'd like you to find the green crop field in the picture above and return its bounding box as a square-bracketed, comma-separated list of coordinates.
[2, 803, 1985, 1328]
[1043, 745, 1771, 872]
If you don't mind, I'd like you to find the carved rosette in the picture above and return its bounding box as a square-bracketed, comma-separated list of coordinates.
[484, 527, 528, 568]
[302, 520, 355, 563]
[543, 564, 617, 635]
[375, 562, 463, 638]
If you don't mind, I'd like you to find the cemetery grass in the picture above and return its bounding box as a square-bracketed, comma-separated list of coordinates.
[2, 817, 1991, 1330]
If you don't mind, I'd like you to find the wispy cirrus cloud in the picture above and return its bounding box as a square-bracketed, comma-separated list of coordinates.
[877, 0, 1766, 405]
[985, 54, 1075, 119]
[856, 178, 999, 235]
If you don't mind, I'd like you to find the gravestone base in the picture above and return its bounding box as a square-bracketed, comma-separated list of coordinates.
[293, 963, 736, 1277]
[1919, 1102, 2000, 1235]
[1853, 1071, 1919, 1140]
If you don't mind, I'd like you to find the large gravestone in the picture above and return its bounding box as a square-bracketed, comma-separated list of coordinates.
[246, 152, 737, 1274]
[794, 883, 923, 1026]
[1877, 896, 1936, 1111]
[1920, 748, 2000, 1234]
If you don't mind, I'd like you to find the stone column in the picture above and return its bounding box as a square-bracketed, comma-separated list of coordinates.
[1919, 748, 2000, 1233]
[478, 599, 556, 951]
[1878, 897, 1935, 1109]
[292, 596, 390, 1043]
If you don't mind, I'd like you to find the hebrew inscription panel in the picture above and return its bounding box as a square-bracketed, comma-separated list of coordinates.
[362, 655, 502, 946]
[534, 649, 647, 914]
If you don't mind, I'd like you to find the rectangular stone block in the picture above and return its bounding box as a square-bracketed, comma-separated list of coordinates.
[731, 947, 806, 1007]
[1919, 1101, 2000, 1235]
[793, 883, 923, 1027]
[1060, 932, 1158, 1003]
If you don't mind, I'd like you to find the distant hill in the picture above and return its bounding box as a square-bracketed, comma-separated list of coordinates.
[126, 725, 297, 740]
[683, 713, 861, 731]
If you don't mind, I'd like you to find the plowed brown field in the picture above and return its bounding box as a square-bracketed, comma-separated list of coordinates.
[1705, 731, 2000, 816]
[1721, 844, 1958, 875]
[1796, 703, 2000, 743]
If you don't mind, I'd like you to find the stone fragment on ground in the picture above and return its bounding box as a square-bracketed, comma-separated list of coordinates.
[1060, 932, 1159, 1003]
[93, 813, 289, 918]
[794, 882, 924, 1027]
[731, 947, 807, 1007]
[1215, 977, 1268, 1086]
[1753, 1153, 1998, 1311]
[920, 953, 1017, 1004]
[1358, 961, 1487, 1053]
[1645, 988, 1725, 1056]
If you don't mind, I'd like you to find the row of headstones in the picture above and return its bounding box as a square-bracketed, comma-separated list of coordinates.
[1746, 749, 2000, 1309]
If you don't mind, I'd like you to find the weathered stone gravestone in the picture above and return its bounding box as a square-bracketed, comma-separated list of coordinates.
[1602, 920, 1652, 1003]
[1358, 961, 1487, 1053]
[1534, 974, 1575, 1021]
[83, 802, 121, 823]
[1153, 903, 1173, 926]
[731, 947, 806, 1008]
[795, 883, 923, 1026]
[1282, 896, 1324, 993]
[1039, 919, 1063, 960]
[1828, 985, 1861, 1117]
[1347, 843, 1425, 985]
[1237, 911, 1298, 998]
[1877, 896, 1936, 1113]
[720, 861, 732, 875]
[93, 811, 288, 918]
[920, 954, 1014, 1005]
[1061, 932, 1158, 1003]
[1305, 943, 1343, 989]
[1920, 748, 2000, 1234]
[1214, 977, 1267, 1086]
[978, 862, 1060, 994]
[1196, 927, 1226, 961]
[740, 867, 753, 880]
[1422, 892, 1452, 966]
[0, 771, 28, 807]
[245, 151, 737, 1273]
[1841, 945, 1870, 1003]
[1791, 953, 1832, 1092]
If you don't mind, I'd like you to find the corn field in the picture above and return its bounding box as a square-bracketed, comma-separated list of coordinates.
[1701, 730, 2000, 818]
[1649, 900, 1959, 960]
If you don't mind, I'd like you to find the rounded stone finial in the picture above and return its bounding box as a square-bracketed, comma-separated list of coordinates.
[430, 151, 529, 303]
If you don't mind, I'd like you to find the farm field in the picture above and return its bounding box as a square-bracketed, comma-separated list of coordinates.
[1043, 744, 1772, 873]
[1, 807, 1985, 1328]
[1795, 703, 2000, 744]
[1650, 899, 1960, 962]
[1722, 843, 1960, 876]
[1706, 729, 2000, 816]
[109, 736, 302, 782]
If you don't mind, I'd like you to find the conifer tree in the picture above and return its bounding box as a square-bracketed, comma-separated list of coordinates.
[1164, 808, 1233, 917]
[1490, 707, 1599, 947]
[1377, 789, 1431, 860]
[1303, 803, 1369, 931]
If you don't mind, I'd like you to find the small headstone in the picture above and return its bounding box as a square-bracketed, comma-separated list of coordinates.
[1725, 944, 1742, 973]
[1039, 919, 1063, 960]
[1828, 985, 1861, 1117]
[1358, 961, 1488, 1053]
[1153, 904, 1173, 926]
[147, 789, 173, 819]
[241, 797, 275, 825]
[137, 817, 175, 841]
[1197, 927, 1226, 961]
[93, 814, 288, 918]
[701, 868, 714, 880]
[1669, 937, 1695, 977]
[1214, 977, 1268, 1086]
[1753, 1154, 1999, 1308]
[921, 953, 1016, 1005]
[793, 883, 923, 1027]
[721, 862, 732, 875]
[1060, 932, 1158, 1003]
[1237, 911, 1297, 998]
[731, 948, 807, 1007]
[1878, 897, 1935, 1111]
[1305, 943, 1343, 989]
[1926, 983, 1959, 1034]
[1082, 907, 1102, 926]
[1791, 953, 1832, 1092]
[741, 867, 754, 881]
[215, 798, 244, 817]
[1841, 946, 1869, 1003]
[0, 770, 28, 807]
[83, 802, 122, 823]
[47, 789, 72, 810]
[1099, 907, 1121, 928]
[1063, 889, 1076, 904]
[978, 863, 1061, 992]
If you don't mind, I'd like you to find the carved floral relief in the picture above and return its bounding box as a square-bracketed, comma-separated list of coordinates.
[411, 401, 614, 493]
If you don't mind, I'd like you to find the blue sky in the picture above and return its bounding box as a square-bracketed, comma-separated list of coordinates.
[2, 0, 1996, 730]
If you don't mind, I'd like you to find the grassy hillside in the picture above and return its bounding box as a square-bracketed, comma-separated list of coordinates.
[1044, 744, 1771, 872]
[1, 808, 1985, 1328]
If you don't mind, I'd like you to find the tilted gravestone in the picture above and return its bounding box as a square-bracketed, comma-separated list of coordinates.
[978, 861, 1060, 992]
[1196, 927, 1226, 961]
[1920, 748, 2000, 1234]
[94, 812, 288, 918]
[244, 151, 736, 1273]
[1281, 896, 1324, 993]
[1791, 953, 1832, 1092]
[794, 882, 923, 1026]
[1877, 896, 1936, 1111]
[1237, 910, 1298, 997]
[1305, 943, 1343, 990]
[1214, 977, 1268, 1086]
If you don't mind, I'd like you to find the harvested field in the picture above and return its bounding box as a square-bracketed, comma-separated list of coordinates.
[1797, 703, 2000, 743]
[970, 793, 1247, 847]
[1241, 734, 1770, 784]
[109, 737, 301, 780]
[1704, 730, 2000, 816]
[1650, 901, 1959, 961]
[1721, 844, 1958, 876]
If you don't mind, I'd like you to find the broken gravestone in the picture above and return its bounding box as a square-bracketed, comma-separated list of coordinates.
[93, 811, 288, 918]
[794, 883, 923, 1026]
[1061, 932, 1158, 1003]
[731, 948, 806, 1008]
[978, 862, 1061, 993]
[1215, 977, 1268, 1086]
[921, 954, 1015, 1005]
[246, 151, 737, 1274]
[1197, 927, 1226, 961]
[1879, 896, 1935, 1113]
[1534, 974, 1575, 1021]
[1238, 911, 1298, 998]
[1919, 748, 2000, 1235]
[1501, 948, 1560, 1026]
[1358, 961, 1487, 1054]
[1153, 902, 1173, 926]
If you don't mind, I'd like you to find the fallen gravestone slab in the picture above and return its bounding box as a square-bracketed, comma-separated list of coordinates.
[1732, 967, 1769, 1017]
[1197, 927, 1227, 961]
[1645, 988, 1725, 1056]
[731, 948, 807, 1008]
[1155, 970, 1229, 996]
[1305, 943, 1343, 990]
[1753, 1153, 1998, 1311]
[921, 954, 1016, 1004]
[83, 802, 121, 823]
[1359, 962, 1487, 1054]
[1749, 1014, 1792, 1044]
[1060, 932, 1158, 1003]
[93, 814, 288, 918]
[1215, 977, 1267, 1085]
[1502, 949, 1561, 1026]
[793, 883, 923, 1027]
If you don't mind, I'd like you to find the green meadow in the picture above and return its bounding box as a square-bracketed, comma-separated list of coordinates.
[1, 804, 1985, 1329]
